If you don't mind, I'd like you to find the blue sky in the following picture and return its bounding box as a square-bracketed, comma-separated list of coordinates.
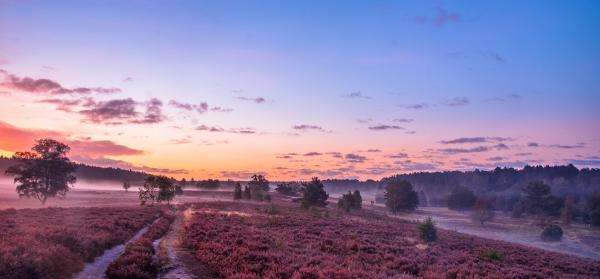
[0, 1, 599, 179]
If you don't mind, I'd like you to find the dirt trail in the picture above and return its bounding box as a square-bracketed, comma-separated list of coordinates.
[73, 225, 149, 279]
[159, 208, 210, 279]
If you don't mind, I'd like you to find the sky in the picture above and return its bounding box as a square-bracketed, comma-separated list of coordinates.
[0, 0, 599, 181]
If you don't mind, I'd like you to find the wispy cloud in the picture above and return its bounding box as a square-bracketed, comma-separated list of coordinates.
[237, 96, 266, 103]
[440, 137, 512, 144]
[368, 125, 403, 131]
[439, 146, 489, 154]
[443, 97, 469, 107]
[196, 125, 257, 134]
[342, 91, 371, 99]
[0, 69, 120, 95]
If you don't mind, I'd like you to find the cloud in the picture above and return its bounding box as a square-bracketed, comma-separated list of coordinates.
[237, 96, 266, 103]
[195, 125, 256, 134]
[170, 138, 192, 144]
[494, 143, 510, 150]
[486, 51, 506, 63]
[345, 153, 367, 163]
[547, 143, 585, 149]
[68, 139, 144, 157]
[356, 118, 373, 124]
[368, 125, 403, 131]
[394, 160, 438, 171]
[440, 137, 512, 144]
[387, 152, 408, 159]
[38, 97, 95, 112]
[485, 94, 522, 102]
[365, 149, 381, 153]
[79, 98, 166, 125]
[415, 8, 461, 27]
[168, 100, 229, 113]
[528, 142, 540, 147]
[515, 152, 533, 156]
[342, 91, 371, 99]
[122, 77, 133, 82]
[303, 152, 323, 156]
[0, 120, 62, 151]
[443, 97, 469, 107]
[401, 103, 429, 110]
[432, 8, 461, 26]
[393, 118, 413, 123]
[439, 146, 489, 154]
[292, 124, 329, 133]
[487, 156, 505, 161]
[0, 69, 120, 95]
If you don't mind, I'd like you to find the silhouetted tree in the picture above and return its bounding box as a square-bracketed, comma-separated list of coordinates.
[249, 174, 269, 191]
[471, 197, 495, 225]
[5, 139, 77, 204]
[511, 202, 524, 218]
[560, 195, 575, 225]
[447, 186, 476, 211]
[275, 182, 303, 196]
[233, 182, 243, 200]
[122, 181, 131, 192]
[384, 180, 418, 212]
[522, 181, 551, 215]
[301, 177, 329, 208]
[196, 179, 221, 189]
[139, 175, 175, 205]
[541, 224, 563, 242]
[243, 186, 252, 200]
[587, 192, 600, 226]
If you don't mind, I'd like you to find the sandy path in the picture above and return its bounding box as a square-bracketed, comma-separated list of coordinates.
[159, 208, 210, 279]
[73, 225, 150, 279]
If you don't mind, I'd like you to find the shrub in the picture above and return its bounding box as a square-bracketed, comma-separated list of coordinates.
[233, 183, 243, 200]
[480, 249, 504, 262]
[540, 224, 563, 242]
[417, 217, 437, 242]
[301, 177, 329, 208]
[337, 190, 362, 212]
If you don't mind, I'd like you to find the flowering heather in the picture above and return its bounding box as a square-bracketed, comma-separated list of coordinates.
[183, 202, 600, 278]
[105, 211, 175, 279]
[0, 206, 159, 279]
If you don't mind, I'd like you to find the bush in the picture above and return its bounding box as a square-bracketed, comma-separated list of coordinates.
[301, 177, 329, 208]
[471, 197, 495, 225]
[337, 190, 362, 212]
[480, 249, 504, 262]
[417, 217, 437, 242]
[540, 224, 563, 242]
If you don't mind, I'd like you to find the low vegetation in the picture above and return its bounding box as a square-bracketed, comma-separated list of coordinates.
[417, 217, 437, 242]
[540, 224, 564, 242]
[0, 206, 158, 279]
[182, 201, 600, 278]
[105, 211, 175, 279]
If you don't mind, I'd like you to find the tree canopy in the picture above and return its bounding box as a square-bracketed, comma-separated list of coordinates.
[384, 180, 419, 212]
[301, 177, 329, 208]
[5, 138, 77, 204]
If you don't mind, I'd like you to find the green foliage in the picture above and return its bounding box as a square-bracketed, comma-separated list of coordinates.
[301, 177, 329, 208]
[337, 190, 362, 212]
[5, 138, 77, 204]
[417, 217, 437, 242]
[233, 182, 243, 200]
[540, 224, 563, 242]
[447, 186, 476, 211]
[384, 180, 419, 212]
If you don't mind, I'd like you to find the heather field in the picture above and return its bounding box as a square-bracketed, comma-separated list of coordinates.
[183, 201, 600, 278]
[0, 206, 160, 279]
